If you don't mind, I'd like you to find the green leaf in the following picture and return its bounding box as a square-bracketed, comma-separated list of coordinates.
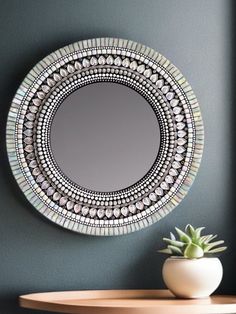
[204, 240, 225, 252]
[158, 248, 172, 254]
[170, 232, 176, 241]
[199, 234, 217, 245]
[163, 238, 185, 248]
[159, 225, 226, 258]
[185, 224, 195, 237]
[184, 243, 204, 259]
[199, 235, 211, 244]
[175, 227, 191, 243]
[194, 227, 205, 239]
[206, 235, 218, 243]
[207, 246, 227, 254]
[168, 245, 183, 255]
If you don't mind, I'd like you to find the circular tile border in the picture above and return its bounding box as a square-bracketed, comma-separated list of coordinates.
[6, 38, 204, 236]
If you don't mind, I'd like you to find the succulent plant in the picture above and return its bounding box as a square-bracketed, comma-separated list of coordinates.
[159, 224, 227, 259]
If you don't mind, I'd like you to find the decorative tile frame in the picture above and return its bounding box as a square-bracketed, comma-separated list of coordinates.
[6, 38, 204, 236]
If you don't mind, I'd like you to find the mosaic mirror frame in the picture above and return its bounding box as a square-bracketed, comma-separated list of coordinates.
[6, 38, 204, 236]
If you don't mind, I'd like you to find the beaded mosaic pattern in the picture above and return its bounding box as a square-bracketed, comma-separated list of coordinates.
[6, 38, 204, 236]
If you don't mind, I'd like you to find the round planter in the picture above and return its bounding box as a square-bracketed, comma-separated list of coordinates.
[162, 257, 223, 298]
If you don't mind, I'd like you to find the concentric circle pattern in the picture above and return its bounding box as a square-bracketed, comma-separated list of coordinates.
[6, 38, 204, 235]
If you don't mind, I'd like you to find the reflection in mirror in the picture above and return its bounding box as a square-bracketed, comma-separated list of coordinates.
[51, 82, 160, 192]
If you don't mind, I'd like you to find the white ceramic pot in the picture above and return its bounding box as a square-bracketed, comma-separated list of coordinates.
[162, 257, 223, 298]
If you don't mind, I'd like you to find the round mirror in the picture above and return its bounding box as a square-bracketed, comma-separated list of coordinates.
[7, 38, 204, 235]
[51, 82, 160, 192]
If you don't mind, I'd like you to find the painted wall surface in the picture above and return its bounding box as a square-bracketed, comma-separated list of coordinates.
[0, 0, 235, 313]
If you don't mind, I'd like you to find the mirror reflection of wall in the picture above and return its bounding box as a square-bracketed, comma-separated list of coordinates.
[51, 82, 161, 192]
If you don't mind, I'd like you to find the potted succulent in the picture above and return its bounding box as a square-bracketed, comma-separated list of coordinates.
[159, 224, 227, 298]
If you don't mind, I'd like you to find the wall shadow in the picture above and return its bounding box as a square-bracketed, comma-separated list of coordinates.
[219, 0, 236, 294]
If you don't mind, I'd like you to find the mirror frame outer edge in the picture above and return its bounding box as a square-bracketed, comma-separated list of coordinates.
[6, 38, 204, 236]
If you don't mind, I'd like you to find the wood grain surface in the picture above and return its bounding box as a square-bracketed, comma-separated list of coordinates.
[19, 289, 236, 314]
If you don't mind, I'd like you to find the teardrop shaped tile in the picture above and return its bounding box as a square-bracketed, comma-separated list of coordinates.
[81, 206, 89, 216]
[53, 192, 61, 201]
[24, 145, 34, 153]
[82, 58, 90, 68]
[143, 197, 151, 206]
[98, 55, 106, 65]
[169, 168, 178, 176]
[114, 56, 122, 66]
[121, 207, 128, 216]
[177, 138, 187, 146]
[66, 201, 74, 210]
[137, 64, 145, 73]
[26, 152, 35, 160]
[29, 160, 37, 168]
[67, 64, 75, 73]
[41, 181, 50, 190]
[53, 73, 61, 81]
[165, 175, 174, 184]
[74, 61, 82, 70]
[89, 207, 97, 218]
[172, 161, 181, 169]
[175, 115, 184, 122]
[113, 208, 121, 218]
[173, 107, 182, 115]
[170, 99, 179, 107]
[24, 129, 33, 137]
[25, 121, 34, 129]
[41, 85, 50, 93]
[178, 130, 187, 138]
[106, 55, 114, 65]
[60, 68, 68, 77]
[32, 167, 39, 177]
[149, 192, 157, 202]
[37, 91, 45, 99]
[144, 68, 152, 78]
[105, 208, 113, 218]
[150, 73, 158, 83]
[161, 85, 170, 94]
[47, 78, 55, 87]
[176, 122, 185, 130]
[175, 153, 184, 161]
[59, 196, 68, 206]
[136, 201, 144, 210]
[122, 58, 130, 68]
[47, 187, 55, 196]
[130, 60, 138, 70]
[155, 187, 164, 196]
[32, 98, 41, 106]
[74, 204, 82, 213]
[90, 56, 98, 66]
[26, 113, 35, 121]
[156, 79, 164, 88]
[166, 92, 175, 100]
[24, 137, 33, 145]
[29, 106, 38, 114]
[128, 204, 136, 214]
[176, 146, 186, 154]
[97, 208, 105, 218]
[160, 181, 169, 190]
[36, 174, 44, 183]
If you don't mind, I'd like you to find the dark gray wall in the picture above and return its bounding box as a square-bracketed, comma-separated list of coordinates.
[0, 0, 235, 313]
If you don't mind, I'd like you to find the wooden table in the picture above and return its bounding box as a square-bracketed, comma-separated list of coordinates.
[19, 289, 236, 314]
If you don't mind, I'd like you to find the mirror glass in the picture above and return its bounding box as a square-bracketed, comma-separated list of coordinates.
[51, 82, 160, 192]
